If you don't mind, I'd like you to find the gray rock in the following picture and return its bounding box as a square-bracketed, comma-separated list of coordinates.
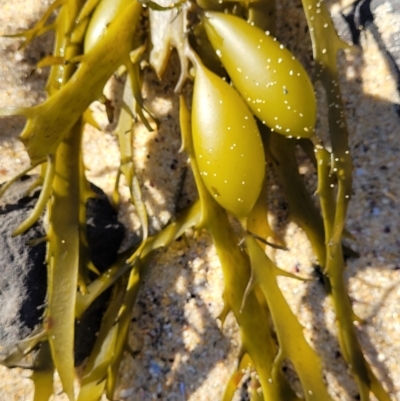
[0, 176, 125, 364]
[0, 176, 46, 355]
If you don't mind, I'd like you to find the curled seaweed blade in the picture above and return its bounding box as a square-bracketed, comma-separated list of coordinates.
[19, 0, 142, 164]
[148, 0, 189, 90]
[12, 156, 55, 236]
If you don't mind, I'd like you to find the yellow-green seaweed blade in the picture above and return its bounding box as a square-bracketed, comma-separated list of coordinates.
[245, 235, 332, 401]
[77, 281, 126, 401]
[31, 342, 54, 401]
[20, 0, 142, 164]
[302, 1, 391, 399]
[46, 122, 82, 401]
[180, 95, 299, 401]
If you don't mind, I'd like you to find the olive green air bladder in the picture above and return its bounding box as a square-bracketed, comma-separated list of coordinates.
[0, 0, 391, 400]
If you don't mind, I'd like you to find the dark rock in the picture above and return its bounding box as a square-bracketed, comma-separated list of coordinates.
[0, 176, 125, 365]
[74, 289, 112, 366]
[86, 183, 125, 273]
[0, 176, 47, 355]
[74, 183, 125, 365]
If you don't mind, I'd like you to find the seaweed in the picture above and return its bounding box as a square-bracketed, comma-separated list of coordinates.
[0, 0, 392, 400]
